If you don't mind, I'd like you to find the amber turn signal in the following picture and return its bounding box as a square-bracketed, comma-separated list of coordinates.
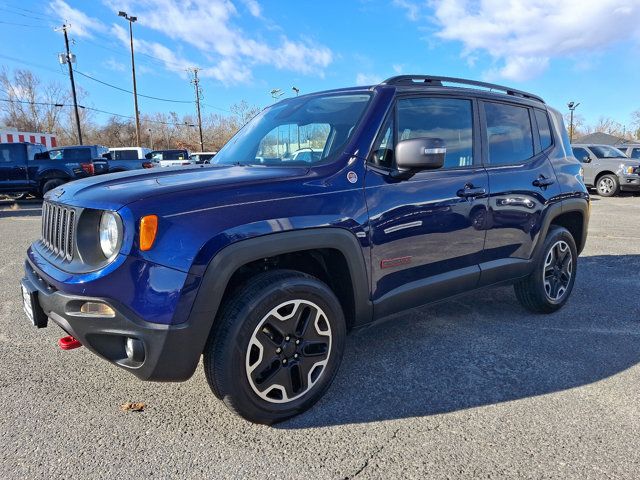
[140, 215, 158, 251]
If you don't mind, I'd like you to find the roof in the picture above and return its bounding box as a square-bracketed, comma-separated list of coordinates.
[575, 132, 630, 146]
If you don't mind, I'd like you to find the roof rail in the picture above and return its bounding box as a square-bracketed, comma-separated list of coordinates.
[380, 75, 545, 104]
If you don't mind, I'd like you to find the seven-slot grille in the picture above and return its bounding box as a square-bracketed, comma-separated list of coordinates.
[41, 201, 76, 261]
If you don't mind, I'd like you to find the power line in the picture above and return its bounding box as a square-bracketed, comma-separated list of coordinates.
[0, 20, 51, 28]
[0, 98, 198, 127]
[74, 69, 192, 104]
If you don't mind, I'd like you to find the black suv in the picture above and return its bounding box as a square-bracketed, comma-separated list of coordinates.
[22, 76, 589, 424]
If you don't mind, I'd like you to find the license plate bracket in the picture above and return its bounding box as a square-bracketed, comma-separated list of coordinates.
[21, 281, 48, 328]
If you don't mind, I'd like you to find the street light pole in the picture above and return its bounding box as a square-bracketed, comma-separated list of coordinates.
[567, 101, 580, 143]
[119, 11, 141, 147]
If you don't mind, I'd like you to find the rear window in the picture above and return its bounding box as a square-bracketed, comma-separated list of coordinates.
[49, 148, 91, 161]
[484, 102, 534, 165]
[535, 109, 553, 150]
[113, 149, 139, 160]
[630, 148, 640, 159]
[0, 144, 24, 163]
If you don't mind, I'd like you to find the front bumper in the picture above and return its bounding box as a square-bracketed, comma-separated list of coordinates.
[22, 261, 208, 381]
[619, 175, 640, 192]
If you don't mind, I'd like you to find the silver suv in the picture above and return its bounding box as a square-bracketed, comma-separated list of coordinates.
[571, 144, 640, 197]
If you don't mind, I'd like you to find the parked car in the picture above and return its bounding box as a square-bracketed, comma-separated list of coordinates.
[47, 145, 110, 175]
[106, 147, 154, 172]
[0, 142, 94, 197]
[21, 75, 589, 424]
[571, 144, 640, 196]
[190, 151, 218, 164]
[147, 149, 192, 167]
[616, 143, 640, 160]
[291, 148, 323, 162]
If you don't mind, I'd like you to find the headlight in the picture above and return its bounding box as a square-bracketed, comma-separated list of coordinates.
[620, 164, 636, 175]
[99, 211, 120, 259]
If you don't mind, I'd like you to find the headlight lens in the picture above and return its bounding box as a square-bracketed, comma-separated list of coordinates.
[99, 212, 119, 259]
[620, 164, 635, 175]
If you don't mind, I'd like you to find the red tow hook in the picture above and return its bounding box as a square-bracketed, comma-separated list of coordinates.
[58, 335, 82, 350]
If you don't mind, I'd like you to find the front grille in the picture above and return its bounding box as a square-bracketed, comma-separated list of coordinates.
[41, 201, 76, 261]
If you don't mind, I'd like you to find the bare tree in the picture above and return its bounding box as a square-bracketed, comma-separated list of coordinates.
[0, 68, 66, 133]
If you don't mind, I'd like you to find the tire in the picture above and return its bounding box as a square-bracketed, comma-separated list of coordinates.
[595, 174, 619, 197]
[204, 269, 346, 424]
[514, 226, 578, 314]
[41, 179, 65, 197]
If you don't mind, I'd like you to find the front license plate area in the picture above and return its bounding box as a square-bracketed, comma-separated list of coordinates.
[21, 282, 48, 328]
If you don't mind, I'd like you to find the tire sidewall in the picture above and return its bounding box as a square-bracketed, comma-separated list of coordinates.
[214, 274, 346, 423]
[42, 179, 64, 196]
[537, 227, 578, 308]
[596, 174, 618, 197]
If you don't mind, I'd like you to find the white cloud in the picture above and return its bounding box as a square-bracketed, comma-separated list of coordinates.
[104, 58, 126, 72]
[104, 0, 333, 82]
[49, 0, 105, 38]
[240, 0, 262, 17]
[392, 63, 404, 74]
[355, 73, 382, 85]
[393, 0, 421, 21]
[429, 0, 640, 81]
[50, 1, 333, 84]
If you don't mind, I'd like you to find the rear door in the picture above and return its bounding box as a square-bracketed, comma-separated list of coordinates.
[478, 101, 562, 285]
[0, 143, 29, 192]
[365, 95, 489, 317]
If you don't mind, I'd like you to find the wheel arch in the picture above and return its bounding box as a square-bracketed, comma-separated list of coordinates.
[594, 170, 617, 185]
[187, 228, 372, 356]
[534, 198, 589, 259]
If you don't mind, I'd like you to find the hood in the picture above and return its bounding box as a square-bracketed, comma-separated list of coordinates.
[48, 164, 309, 210]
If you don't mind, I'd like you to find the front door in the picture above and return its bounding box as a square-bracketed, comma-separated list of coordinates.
[365, 96, 488, 318]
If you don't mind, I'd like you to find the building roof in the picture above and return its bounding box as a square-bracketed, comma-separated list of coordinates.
[575, 132, 630, 146]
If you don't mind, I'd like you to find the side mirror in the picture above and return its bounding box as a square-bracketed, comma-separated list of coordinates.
[395, 137, 445, 172]
[582, 155, 591, 163]
[145, 152, 152, 159]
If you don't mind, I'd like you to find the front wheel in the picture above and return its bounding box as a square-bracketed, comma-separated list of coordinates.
[514, 226, 578, 313]
[596, 174, 619, 197]
[204, 270, 346, 424]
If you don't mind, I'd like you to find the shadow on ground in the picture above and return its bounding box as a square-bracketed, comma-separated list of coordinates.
[280, 254, 640, 428]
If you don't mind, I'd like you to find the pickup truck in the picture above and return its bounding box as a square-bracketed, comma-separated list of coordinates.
[47, 145, 110, 175]
[106, 147, 154, 172]
[0, 142, 95, 197]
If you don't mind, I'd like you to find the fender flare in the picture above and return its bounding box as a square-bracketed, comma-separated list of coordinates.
[532, 197, 589, 260]
[176, 228, 373, 377]
[37, 169, 71, 183]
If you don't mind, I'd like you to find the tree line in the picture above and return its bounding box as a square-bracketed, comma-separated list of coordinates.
[0, 68, 261, 151]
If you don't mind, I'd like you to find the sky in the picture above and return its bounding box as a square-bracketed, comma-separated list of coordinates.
[1, 0, 639, 129]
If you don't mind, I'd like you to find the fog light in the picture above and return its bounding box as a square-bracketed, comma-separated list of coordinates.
[80, 302, 115, 317]
[125, 337, 145, 363]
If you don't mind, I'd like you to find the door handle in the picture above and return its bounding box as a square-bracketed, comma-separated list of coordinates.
[532, 176, 555, 188]
[457, 185, 486, 198]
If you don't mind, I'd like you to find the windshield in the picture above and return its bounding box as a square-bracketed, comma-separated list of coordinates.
[590, 146, 627, 159]
[213, 93, 371, 167]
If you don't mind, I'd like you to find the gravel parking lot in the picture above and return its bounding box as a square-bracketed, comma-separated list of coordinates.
[1, 195, 639, 479]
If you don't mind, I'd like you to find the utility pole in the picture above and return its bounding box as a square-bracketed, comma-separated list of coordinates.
[567, 101, 580, 143]
[190, 68, 204, 152]
[119, 11, 141, 146]
[59, 24, 82, 145]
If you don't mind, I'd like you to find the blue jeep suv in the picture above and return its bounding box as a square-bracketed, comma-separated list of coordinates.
[21, 76, 589, 424]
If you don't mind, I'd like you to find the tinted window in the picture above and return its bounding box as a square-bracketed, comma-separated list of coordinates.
[485, 102, 534, 165]
[0, 144, 24, 163]
[397, 97, 473, 168]
[590, 146, 626, 158]
[113, 150, 139, 160]
[535, 109, 552, 150]
[630, 148, 640, 159]
[59, 147, 91, 161]
[572, 147, 590, 161]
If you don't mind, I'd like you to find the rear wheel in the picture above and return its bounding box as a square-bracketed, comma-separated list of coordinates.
[41, 179, 65, 197]
[514, 226, 577, 313]
[204, 269, 346, 424]
[596, 174, 619, 197]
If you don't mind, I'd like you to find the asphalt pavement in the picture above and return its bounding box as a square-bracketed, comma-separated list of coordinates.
[0, 195, 639, 479]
